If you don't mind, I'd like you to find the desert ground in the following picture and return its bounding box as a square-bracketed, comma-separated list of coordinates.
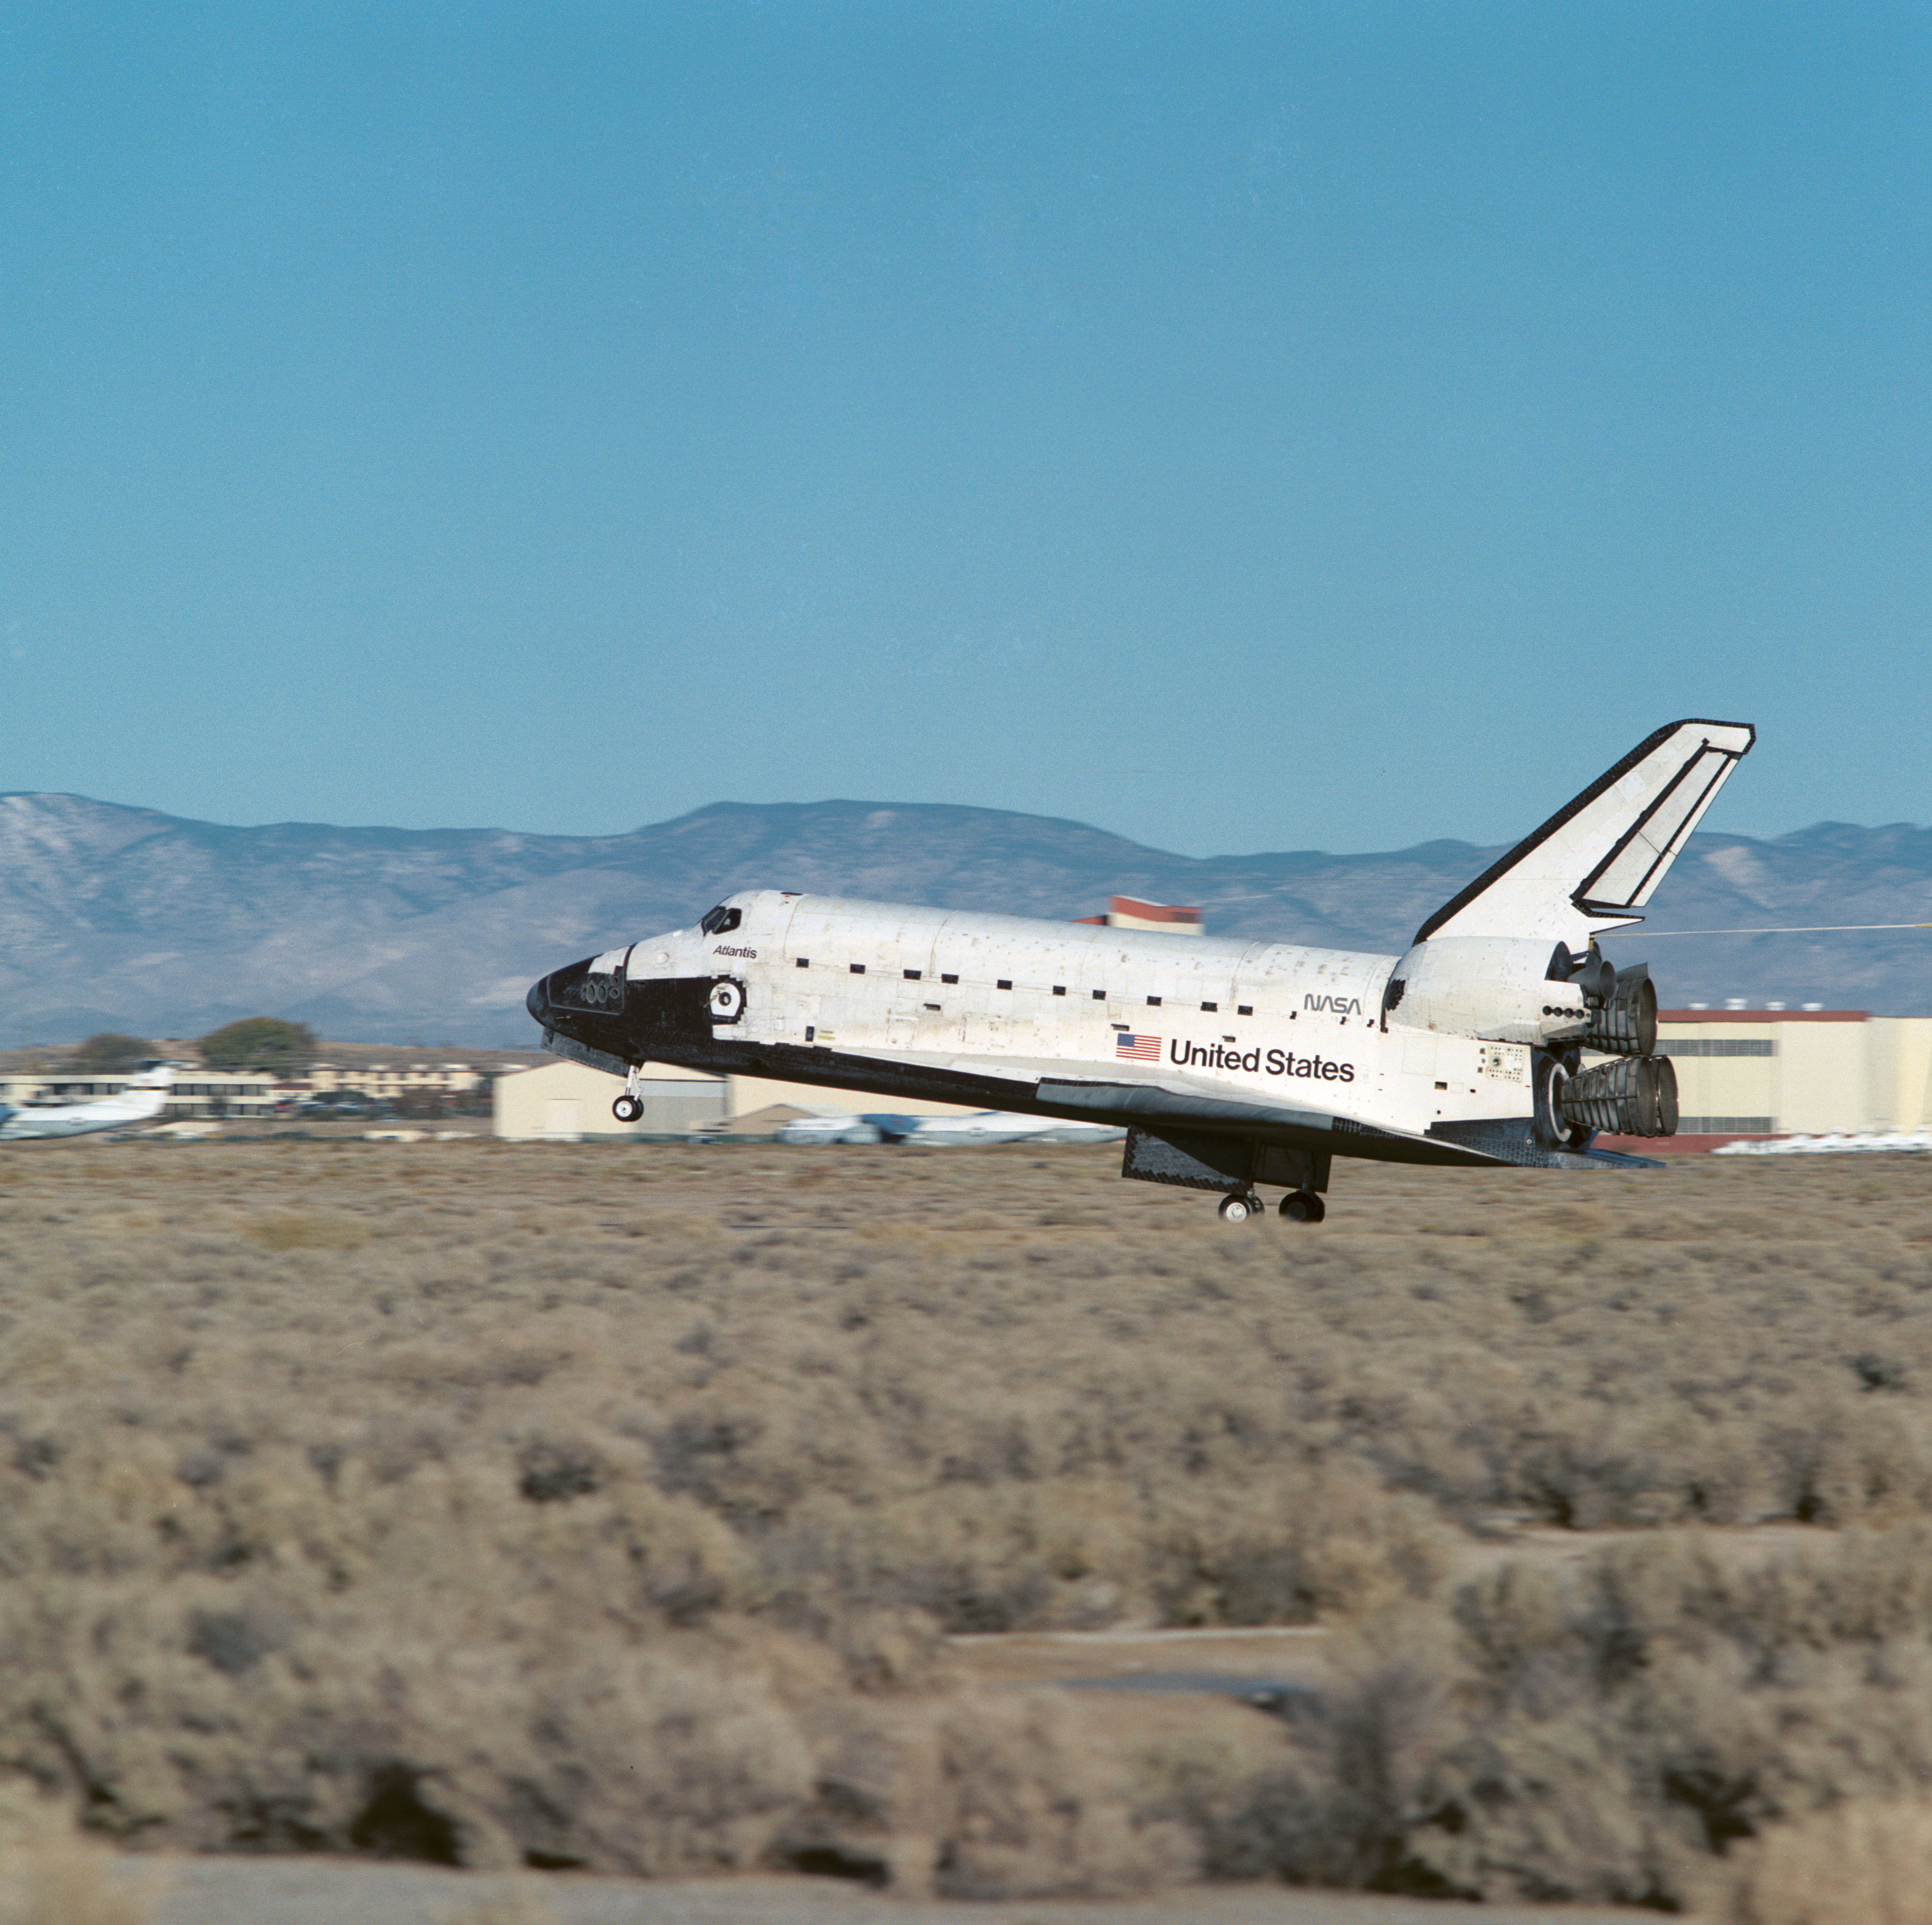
[5, 1137, 1932, 1922]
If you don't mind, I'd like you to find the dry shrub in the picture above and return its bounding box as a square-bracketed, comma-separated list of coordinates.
[758, 1488, 1068, 1635]
[0, 1791, 163, 1925]
[1702, 1798, 1932, 1924]
[779, 1697, 944, 1890]
[1407, 1531, 1932, 1905]
[3, 1143, 1932, 1895]
[0, 1582, 814, 1875]
[1153, 1609, 1471, 1895]
[1130, 1734, 1267, 1874]
[776, 1688, 1199, 1899]
[0, 1427, 756, 1630]
[1167, 1529, 1932, 1908]
[1145, 1470, 1452, 1626]
[760, 1471, 1448, 1636]
[429, 1641, 816, 1874]
[824, 1607, 948, 1694]
[929, 1693, 1196, 1898]
[243, 1214, 366, 1251]
[761, 1478, 1172, 1635]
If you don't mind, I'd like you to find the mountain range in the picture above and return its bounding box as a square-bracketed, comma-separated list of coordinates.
[3, 792, 1930, 1048]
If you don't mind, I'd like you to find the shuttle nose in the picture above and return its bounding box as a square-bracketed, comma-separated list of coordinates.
[526, 957, 607, 1032]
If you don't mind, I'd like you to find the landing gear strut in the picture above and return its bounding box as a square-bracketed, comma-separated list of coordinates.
[1279, 1189, 1326, 1224]
[612, 1066, 649, 1125]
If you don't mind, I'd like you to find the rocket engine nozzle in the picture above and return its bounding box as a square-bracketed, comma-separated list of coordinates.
[1584, 963, 1657, 1056]
[1561, 1054, 1679, 1137]
[1553, 944, 1618, 1004]
[1547, 944, 1656, 1054]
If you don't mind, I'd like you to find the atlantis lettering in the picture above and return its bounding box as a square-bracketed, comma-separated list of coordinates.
[713, 945, 759, 959]
[1169, 1039, 1355, 1083]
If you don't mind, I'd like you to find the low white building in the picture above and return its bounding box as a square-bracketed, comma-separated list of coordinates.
[719, 1073, 978, 1125]
[493, 1060, 727, 1140]
[302, 1060, 486, 1102]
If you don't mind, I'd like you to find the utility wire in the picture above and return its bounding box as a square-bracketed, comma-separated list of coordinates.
[1605, 923, 1932, 937]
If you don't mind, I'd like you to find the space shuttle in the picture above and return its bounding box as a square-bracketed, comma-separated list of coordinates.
[527, 720, 1754, 1221]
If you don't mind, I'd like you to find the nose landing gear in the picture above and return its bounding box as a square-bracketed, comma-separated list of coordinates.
[612, 1066, 651, 1125]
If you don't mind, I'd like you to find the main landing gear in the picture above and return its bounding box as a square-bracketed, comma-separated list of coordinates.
[1216, 1188, 1326, 1225]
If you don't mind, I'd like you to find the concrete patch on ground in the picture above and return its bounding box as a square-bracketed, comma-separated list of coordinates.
[130, 1857, 1660, 1925]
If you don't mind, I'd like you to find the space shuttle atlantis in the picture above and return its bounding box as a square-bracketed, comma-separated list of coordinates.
[527, 720, 1754, 1222]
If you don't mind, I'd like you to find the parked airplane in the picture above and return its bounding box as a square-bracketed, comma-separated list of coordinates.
[773, 1112, 884, 1145]
[528, 719, 1754, 1222]
[878, 1111, 1127, 1147]
[774, 1109, 1127, 1147]
[0, 1064, 175, 1141]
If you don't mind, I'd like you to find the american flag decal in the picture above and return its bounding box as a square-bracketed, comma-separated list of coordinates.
[1116, 1032, 1161, 1061]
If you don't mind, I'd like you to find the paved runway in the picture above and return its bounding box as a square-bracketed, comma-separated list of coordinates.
[128, 1857, 1659, 1925]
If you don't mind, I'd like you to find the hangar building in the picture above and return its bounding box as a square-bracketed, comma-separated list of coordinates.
[1601, 1008, 1932, 1151]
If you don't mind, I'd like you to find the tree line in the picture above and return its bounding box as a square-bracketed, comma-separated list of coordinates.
[62, 1018, 318, 1075]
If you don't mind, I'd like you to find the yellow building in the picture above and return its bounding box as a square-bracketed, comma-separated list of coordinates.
[1645, 1009, 1932, 1144]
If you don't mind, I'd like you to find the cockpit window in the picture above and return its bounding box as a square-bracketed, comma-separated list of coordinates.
[699, 905, 742, 936]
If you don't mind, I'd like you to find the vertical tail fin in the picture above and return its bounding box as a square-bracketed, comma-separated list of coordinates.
[1416, 719, 1755, 947]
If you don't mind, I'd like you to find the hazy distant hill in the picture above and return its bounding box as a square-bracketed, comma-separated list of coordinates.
[2, 792, 1929, 1046]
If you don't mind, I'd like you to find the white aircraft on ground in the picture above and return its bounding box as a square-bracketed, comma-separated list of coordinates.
[775, 1109, 1127, 1147]
[0, 1064, 175, 1141]
[772, 1112, 884, 1144]
[528, 720, 1754, 1222]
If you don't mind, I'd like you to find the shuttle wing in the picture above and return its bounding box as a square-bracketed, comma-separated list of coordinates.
[1416, 719, 1756, 945]
[1034, 1074, 1346, 1138]
[887, 1048, 1396, 1143]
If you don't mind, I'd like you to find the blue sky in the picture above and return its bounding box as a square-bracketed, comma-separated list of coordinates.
[2, 3, 1927, 856]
